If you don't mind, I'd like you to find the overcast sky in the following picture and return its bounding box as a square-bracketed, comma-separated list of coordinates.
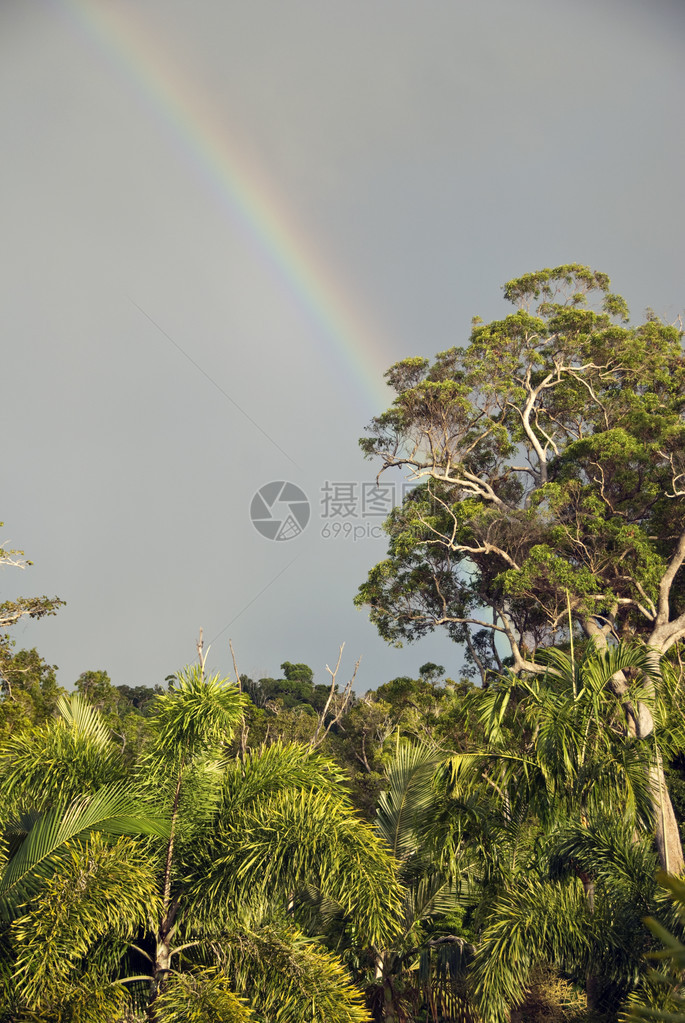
[2, 0, 684, 692]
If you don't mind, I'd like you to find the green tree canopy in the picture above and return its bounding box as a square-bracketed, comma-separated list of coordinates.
[356, 264, 685, 871]
[0, 527, 63, 632]
[358, 265, 685, 669]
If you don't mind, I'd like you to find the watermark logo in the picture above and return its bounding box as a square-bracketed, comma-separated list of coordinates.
[250, 481, 311, 541]
[251, 480, 417, 541]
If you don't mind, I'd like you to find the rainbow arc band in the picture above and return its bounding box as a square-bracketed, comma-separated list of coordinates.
[60, 0, 392, 410]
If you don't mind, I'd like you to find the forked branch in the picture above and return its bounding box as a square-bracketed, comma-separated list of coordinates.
[310, 643, 359, 748]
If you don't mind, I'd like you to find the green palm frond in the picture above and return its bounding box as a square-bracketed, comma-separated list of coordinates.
[154, 968, 256, 1022]
[11, 833, 159, 1011]
[0, 701, 125, 808]
[446, 641, 666, 836]
[215, 919, 372, 1023]
[21, 968, 131, 1023]
[472, 875, 589, 1023]
[0, 783, 169, 914]
[445, 750, 537, 796]
[624, 875, 685, 1023]
[291, 881, 350, 934]
[166, 756, 227, 862]
[572, 642, 661, 696]
[56, 692, 114, 751]
[625, 1005, 685, 1023]
[472, 674, 515, 744]
[417, 937, 475, 1023]
[151, 666, 248, 759]
[403, 872, 467, 930]
[578, 744, 653, 826]
[536, 641, 660, 690]
[417, 779, 530, 890]
[190, 786, 403, 947]
[376, 742, 445, 861]
[548, 817, 659, 924]
[221, 741, 347, 811]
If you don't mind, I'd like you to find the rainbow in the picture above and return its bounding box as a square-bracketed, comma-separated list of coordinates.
[55, 0, 393, 409]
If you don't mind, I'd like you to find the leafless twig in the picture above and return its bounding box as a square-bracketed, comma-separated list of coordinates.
[310, 643, 359, 748]
[196, 628, 209, 677]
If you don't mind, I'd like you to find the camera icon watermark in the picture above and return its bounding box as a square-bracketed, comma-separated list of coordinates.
[250, 480, 417, 542]
[250, 481, 311, 541]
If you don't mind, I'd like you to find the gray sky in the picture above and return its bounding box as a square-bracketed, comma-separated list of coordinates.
[2, 0, 684, 692]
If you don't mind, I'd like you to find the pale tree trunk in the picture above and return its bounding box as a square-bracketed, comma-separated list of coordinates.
[648, 754, 683, 875]
[645, 527, 685, 873]
[629, 660, 683, 875]
[149, 902, 178, 1007]
[584, 621, 684, 874]
[619, 668, 683, 874]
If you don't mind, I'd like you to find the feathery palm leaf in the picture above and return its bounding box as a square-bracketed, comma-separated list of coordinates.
[472, 875, 589, 1023]
[192, 786, 403, 947]
[624, 875, 685, 1023]
[151, 666, 247, 759]
[56, 692, 114, 750]
[401, 872, 467, 930]
[154, 968, 256, 1022]
[376, 742, 445, 862]
[0, 694, 125, 808]
[448, 641, 662, 829]
[182, 744, 403, 946]
[221, 741, 346, 811]
[0, 783, 168, 914]
[11, 833, 159, 1011]
[215, 918, 372, 1023]
[549, 816, 658, 905]
[19, 968, 131, 1023]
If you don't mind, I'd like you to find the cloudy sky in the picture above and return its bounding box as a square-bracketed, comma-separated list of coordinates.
[2, 0, 684, 692]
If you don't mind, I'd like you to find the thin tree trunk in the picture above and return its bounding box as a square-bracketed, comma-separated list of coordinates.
[626, 682, 683, 874]
[579, 871, 600, 1010]
[375, 952, 401, 1023]
[642, 648, 685, 874]
[616, 678, 683, 874]
[148, 757, 185, 1018]
[586, 972, 601, 1014]
[383, 979, 399, 1023]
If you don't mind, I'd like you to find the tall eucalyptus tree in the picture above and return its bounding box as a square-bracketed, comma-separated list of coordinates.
[357, 264, 685, 870]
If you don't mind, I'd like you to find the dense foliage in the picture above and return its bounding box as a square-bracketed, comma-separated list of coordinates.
[2, 266, 685, 1022]
[3, 641, 685, 1022]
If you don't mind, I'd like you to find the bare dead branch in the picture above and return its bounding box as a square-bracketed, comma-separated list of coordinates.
[228, 639, 242, 692]
[196, 628, 209, 677]
[310, 644, 359, 748]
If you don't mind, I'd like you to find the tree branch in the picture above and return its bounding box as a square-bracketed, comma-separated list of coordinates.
[655, 527, 685, 630]
[310, 645, 358, 748]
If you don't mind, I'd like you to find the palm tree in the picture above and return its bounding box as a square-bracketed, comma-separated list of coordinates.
[358, 741, 476, 1022]
[0, 666, 403, 1021]
[449, 641, 665, 827]
[442, 641, 680, 1022]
